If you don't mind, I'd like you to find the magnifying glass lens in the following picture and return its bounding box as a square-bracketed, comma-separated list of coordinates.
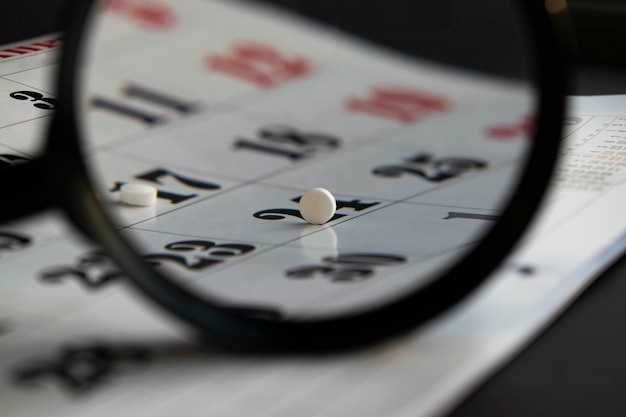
[66, 0, 557, 343]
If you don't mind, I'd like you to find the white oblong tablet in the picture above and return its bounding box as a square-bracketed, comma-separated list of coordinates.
[299, 187, 336, 225]
[120, 183, 157, 206]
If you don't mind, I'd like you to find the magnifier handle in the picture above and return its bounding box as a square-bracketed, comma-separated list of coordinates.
[0, 159, 50, 222]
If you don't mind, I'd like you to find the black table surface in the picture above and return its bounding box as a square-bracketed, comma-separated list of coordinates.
[5, 1, 626, 416]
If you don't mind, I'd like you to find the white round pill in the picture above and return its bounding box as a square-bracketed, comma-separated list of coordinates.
[120, 183, 157, 206]
[299, 187, 336, 225]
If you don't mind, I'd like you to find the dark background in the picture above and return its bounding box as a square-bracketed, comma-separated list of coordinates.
[0, 2, 67, 46]
[5, 0, 626, 415]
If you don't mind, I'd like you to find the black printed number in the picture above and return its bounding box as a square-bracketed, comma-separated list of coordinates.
[286, 253, 406, 283]
[373, 153, 487, 182]
[39, 250, 123, 290]
[144, 240, 255, 271]
[10, 91, 57, 110]
[235, 125, 340, 161]
[14, 344, 150, 394]
[254, 197, 378, 223]
[111, 167, 221, 204]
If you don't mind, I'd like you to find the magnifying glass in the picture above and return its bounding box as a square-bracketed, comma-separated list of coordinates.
[2, 0, 565, 351]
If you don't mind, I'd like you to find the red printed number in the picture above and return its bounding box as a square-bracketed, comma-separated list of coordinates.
[106, 0, 177, 30]
[206, 41, 311, 89]
[487, 116, 533, 140]
[346, 86, 449, 124]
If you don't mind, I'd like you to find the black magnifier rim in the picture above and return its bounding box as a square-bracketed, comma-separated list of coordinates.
[47, 0, 565, 352]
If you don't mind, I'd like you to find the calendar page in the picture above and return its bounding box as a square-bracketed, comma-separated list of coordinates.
[1, 3, 626, 417]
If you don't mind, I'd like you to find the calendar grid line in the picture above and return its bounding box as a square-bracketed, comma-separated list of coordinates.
[0, 114, 52, 133]
[0, 75, 58, 97]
